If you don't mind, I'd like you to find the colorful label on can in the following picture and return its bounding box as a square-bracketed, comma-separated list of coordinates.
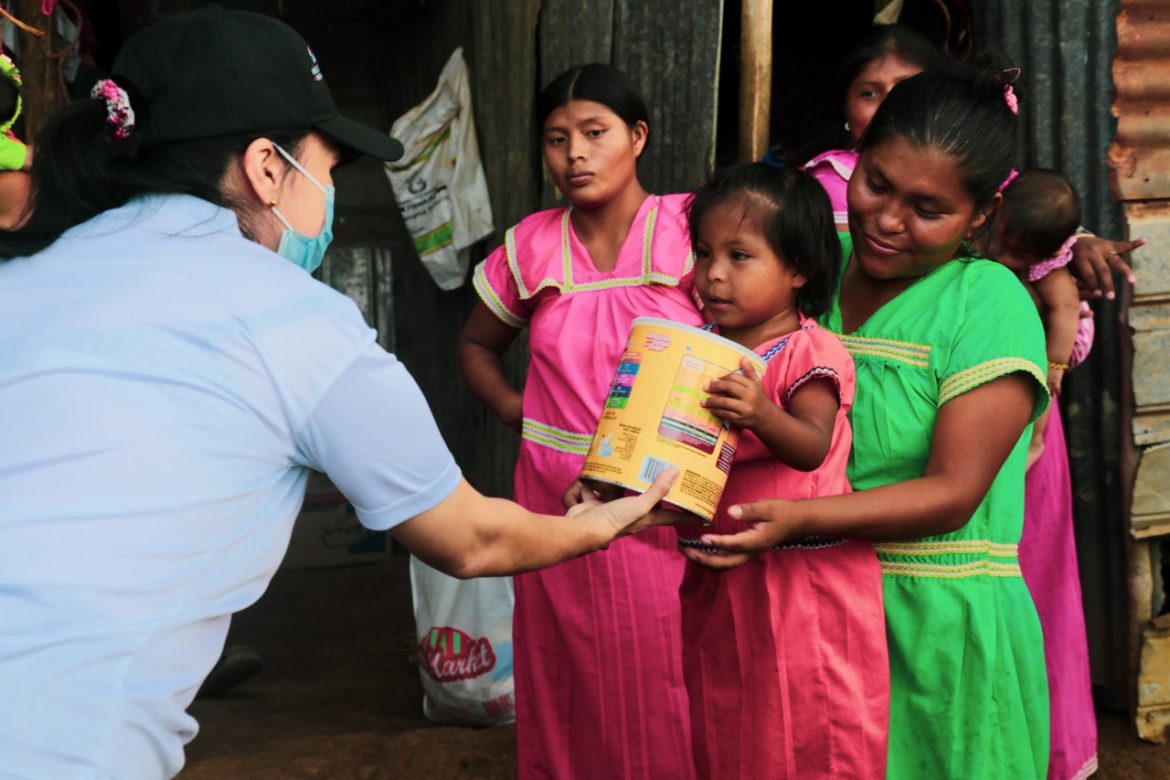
[658, 353, 731, 454]
[581, 319, 765, 522]
[604, 350, 641, 410]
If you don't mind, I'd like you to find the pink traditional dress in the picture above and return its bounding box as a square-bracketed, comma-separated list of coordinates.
[472, 193, 702, 779]
[676, 317, 889, 779]
[1019, 243, 1098, 780]
[802, 149, 858, 226]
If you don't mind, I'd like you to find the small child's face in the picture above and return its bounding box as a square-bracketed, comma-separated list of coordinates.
[694, 198, 807, 339]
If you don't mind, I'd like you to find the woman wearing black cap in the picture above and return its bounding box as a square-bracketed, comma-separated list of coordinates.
[0, 9, 675, 778]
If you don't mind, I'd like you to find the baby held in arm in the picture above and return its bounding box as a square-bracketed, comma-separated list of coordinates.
[990, 169, 1088, 466]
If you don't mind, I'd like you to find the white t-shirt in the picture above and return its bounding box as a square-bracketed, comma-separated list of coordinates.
[0, 194, 461, 779]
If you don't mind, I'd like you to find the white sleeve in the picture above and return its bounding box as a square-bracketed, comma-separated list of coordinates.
[294, 343, 462, 530]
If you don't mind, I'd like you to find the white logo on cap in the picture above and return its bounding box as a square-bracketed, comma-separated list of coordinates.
[306, 46, 323, 81]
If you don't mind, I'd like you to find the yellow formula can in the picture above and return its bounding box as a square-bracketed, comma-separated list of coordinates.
[581, 317, 767, 523]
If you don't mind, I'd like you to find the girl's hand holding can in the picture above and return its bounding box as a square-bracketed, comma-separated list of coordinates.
[701, 357, 774, 432]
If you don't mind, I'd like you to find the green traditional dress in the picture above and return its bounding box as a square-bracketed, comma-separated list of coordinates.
[820, 234, 1051, 779]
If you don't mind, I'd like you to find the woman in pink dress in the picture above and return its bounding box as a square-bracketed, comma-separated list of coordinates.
[456, 64, 700, 779]
[675, 162, 887, 778]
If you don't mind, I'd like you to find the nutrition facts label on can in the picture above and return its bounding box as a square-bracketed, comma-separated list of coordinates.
[657, 354, 732, 454]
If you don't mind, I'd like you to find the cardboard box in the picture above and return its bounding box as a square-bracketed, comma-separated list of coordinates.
[281, 472, 391, 569]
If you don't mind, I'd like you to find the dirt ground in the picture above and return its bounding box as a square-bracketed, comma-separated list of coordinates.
[184, 553, 1170, 779]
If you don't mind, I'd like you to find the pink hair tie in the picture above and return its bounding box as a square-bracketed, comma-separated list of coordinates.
[1028, 234, 1078, 283]
[1002, 68, 1021, 114]
[1003, 83, 1019, 114]
[90, 79, 135, 142]
[998, 167, 1019, 193]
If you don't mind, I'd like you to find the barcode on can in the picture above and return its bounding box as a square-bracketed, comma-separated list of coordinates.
[638, 455, 676, 484]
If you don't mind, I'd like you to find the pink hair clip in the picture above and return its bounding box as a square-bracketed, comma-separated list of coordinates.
[1002, 67, 1021, 115]
[998, 168, 1019, 193]
[90, 78, 136, 142]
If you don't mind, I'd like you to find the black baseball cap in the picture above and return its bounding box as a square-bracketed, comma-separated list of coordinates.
[111, 7, 403, 162]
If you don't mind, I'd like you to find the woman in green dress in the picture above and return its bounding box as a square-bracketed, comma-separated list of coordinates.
[686, 64, 1050, 778]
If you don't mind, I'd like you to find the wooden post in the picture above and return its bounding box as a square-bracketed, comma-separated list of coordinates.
[12, 0, 65, 142]
[738, 0, 773, 162]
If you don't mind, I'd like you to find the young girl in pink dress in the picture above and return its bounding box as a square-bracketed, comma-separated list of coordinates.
[456, 64, 699, 778]
[676, 163, 889, 778]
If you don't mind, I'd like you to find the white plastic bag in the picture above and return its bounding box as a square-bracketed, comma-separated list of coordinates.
[409, 556, 515, 725]
[385, 48, 494, 290]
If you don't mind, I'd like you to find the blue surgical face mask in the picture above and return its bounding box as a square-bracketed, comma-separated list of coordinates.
[269, 143, 335, 275]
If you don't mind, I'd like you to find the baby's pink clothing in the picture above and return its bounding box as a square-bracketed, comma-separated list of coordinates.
[473, 194, 702, 779]
[802, 149, 858, 225]
[1028, 235, 1077, 283]
[677, 318, 888, 779]
[1028, 244, 1094, 367]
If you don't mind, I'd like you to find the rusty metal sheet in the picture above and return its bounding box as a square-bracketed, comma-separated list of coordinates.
[1112, 2, 1170, 200]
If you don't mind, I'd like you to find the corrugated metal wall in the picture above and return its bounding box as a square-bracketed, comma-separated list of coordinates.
[974, 1, 1132, 704]
[1111, 0, 1170, 739]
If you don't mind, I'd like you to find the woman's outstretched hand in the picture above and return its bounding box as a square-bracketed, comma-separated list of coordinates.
[679, 498, 803, 570]
[1071, 235, 1145, 300]
[565, 467, 685, 538]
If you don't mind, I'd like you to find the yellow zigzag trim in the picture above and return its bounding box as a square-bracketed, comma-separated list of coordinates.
[840, 335, 931, 368]
[561, 210, 574, 287]
[880, 560, 1023, 579]
[939, 357, 1047, 406]
[504, 201, 685, 301]
[877, 539, 1022, 578]
[504, 227, 529, 299]
[558, 201, 668, 293]
[522, 418, 592, 444]
[874, 540, 1019, 558]
[472, 266, 526, 329]
[521, 418, 593, 455]
[641, 207, 656, 278]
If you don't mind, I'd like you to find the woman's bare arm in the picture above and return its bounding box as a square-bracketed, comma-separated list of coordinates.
[456, 302, 524, 431]
[683, 373, 1037, 569]
[391, 468, 677, 578]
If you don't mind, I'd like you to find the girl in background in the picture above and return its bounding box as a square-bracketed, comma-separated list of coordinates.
[801, 24, 943, 228]
[676, 162, 888, 778]
[456, 64, 699, 779]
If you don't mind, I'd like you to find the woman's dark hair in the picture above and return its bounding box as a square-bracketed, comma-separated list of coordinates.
[687, 162, 840, 317]
[1001, 169, 1081, 257]
[837, 24, 945, 112]
[536, 63, 650, 146]
[0, 88, 308, 258]
[860, 63, 1018, 210]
